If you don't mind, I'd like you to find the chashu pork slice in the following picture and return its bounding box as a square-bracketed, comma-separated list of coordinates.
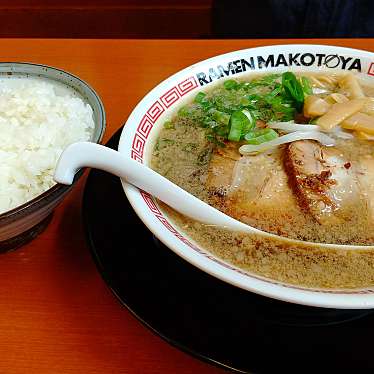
[284, 140, 368, 225]
[205, 141, 240, 193]
[206, 145, 298, 230]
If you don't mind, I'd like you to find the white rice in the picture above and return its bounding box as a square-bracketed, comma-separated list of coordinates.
[0, 77, 95, 214]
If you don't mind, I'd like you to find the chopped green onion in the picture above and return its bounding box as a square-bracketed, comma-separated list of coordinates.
[228, 110, 250, 141]
[301, 76, 313, 95]
[201, 118, 215, 129]
[239, 96, 251, 106]
[244, 128, 279, 145]
[163, 120, 174, 129]
[247, 94, 262, 101]
[224, 79, 240, 90]
[178, 106, 190, 117]
[282, 72, 304, 112]
[272, 101, 295, 117]
[209, 108, 230, 126]
[194, 92, 207, 103]
[264, 85, 282, 102]
[175, 72, 312, 145]
[241, 109, 256, 135]
[194, 91, 211, 110]
[215, 126, 229, 137]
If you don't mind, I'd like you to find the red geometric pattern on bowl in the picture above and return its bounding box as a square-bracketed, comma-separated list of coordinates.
[147, 100, 165, 123]
[367, 62, 374, 76]
[177, 76, 199, 95]
[131, 150, 143, 163]
[131, 133, 146, 157]
[160, 87, 180, 108]
[174, 232, 201, 251]
[155, 215, 179, 235]
[140, 190, 162, 215]
[139, 190, 200, 251]
[131, 76, 198, 161]
[137, 115, 154, 139]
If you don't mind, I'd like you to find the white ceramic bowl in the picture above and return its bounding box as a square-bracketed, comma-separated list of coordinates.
[61, 44, 374, 308]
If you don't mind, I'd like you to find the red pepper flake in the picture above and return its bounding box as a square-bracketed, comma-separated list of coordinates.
[344, 162, 351, 169]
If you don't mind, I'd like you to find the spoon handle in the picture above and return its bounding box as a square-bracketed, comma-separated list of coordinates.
[54, 142, 256, 233]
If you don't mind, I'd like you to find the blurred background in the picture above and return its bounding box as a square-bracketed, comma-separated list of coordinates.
[1, 0, 373, 38]
[0, 0, 213, 38]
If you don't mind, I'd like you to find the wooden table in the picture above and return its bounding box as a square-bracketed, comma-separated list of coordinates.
[0, 38, 373, 374]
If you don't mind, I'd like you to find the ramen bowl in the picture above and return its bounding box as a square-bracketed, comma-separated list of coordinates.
[58, 45, 374, 308]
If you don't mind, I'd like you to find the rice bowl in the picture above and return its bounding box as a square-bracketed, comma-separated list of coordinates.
[0, 77, 95, 214]
[0, 62, 105, 251]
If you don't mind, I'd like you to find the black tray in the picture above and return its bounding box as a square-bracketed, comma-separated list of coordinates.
[82, 127, 374, 373]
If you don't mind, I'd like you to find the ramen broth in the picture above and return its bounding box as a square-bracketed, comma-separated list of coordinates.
[151, 72, 374, 288]
[161, 203, 374, 289]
